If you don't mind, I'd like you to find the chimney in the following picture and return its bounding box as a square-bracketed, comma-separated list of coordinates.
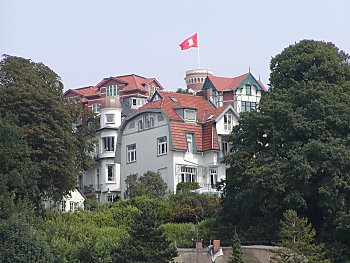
[196, 242, 203, 249]
[213, 240, 220, 254]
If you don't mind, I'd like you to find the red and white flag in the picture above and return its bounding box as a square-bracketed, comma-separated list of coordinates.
[179, 33, 198, 50]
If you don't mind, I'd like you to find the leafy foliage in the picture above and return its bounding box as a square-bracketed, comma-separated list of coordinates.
[176, 181, 200, 193]
[37, 202, 134, 263]
[270, 210, 330, 263]
[0, 115, 39, 201]
[270, 40, 350, 90]
[168, 193, 220, 223]
[0, 55, 94, 201]
[220, 40, 350, 261]
[0, 216, 53, 263]
[124, 171, 168, 199]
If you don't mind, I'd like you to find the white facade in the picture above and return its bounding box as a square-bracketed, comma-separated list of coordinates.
[81, 97, 122, 202]
[43, 188, 85, 212]
[117, 99, 239, 195]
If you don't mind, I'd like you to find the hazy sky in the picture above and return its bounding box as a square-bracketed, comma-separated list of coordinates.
[1, 0, 349, 91]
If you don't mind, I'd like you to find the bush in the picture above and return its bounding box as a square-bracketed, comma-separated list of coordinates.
[0, 216, 53, 263]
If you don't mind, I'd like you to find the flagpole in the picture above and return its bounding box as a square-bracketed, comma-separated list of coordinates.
[197, 32, 201, 69]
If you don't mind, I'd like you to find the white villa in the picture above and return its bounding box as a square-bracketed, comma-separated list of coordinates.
[116, 91, 239, 194]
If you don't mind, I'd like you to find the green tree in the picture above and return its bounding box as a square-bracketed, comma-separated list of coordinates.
[176, 88, 194, 94]
[169, 193, 220, 223]
[0, 216, 53, 263]
[0, 55, 94, 201]
[112, 202, 178, 263]
[124, 171, 168, 199]
[0, 115, 39, 201]
[270, 210, 329, 263]
[270, 40, 350, 90]
[228, 229, 245, 263]
[220, 40, 350, 261]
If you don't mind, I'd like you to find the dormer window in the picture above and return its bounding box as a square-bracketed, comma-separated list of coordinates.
[106, 114, 115, 124]
[106, 84, 118, 96]
[169, 96, 179, 102]
[184, 109, 196, 122]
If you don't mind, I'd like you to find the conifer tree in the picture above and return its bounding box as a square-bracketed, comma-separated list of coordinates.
[270, 210, 330, 263]
[112, 201, 177, 263]
[228, 229, 245, 263]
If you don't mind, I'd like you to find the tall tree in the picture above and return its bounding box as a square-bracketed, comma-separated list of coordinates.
[0, 55, 93, 201]
[0, 114, 39, 201]
[220, 40, 350, 262]
[112, 202, 177, 263]
[271, 210, 329, 263]
[270, 40, 350, 90]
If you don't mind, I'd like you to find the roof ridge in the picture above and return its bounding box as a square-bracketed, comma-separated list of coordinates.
[117, 73, 148, 79]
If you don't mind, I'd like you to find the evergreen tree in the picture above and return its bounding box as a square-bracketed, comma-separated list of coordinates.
[112, 202, 177, 263]
[228, 229, 245, 263]
[270, 210, 330, 263]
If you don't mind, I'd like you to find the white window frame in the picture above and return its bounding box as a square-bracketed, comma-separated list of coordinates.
[127, 144, 137, 163]
[107, 165, 115, 181]
[107, 195, 117, 202]
[157, 136, 168, 156]
[224, 112, 233, 131]
[241, 101, 256, 112]
[59, 201, 66, 212]
[106, 84, 118, 96]
[102, 136, 115, 152]
[92, 103, 100, 113]
[105, 114, 115, 124]
[184, 109, 196, 122]
[221, 141, 229, 155]
[210, 168, 218, 188]
[96, 168, 100, 190]
[212, 90, 219, 106]
[69, 202, 78, 212]
[186, 133, 194, 153]
[145, 114, 155, 128]
[180, 166, 197, 182]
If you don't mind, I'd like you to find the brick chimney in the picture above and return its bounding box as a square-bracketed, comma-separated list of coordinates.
[213, 240, 220, 254]
[195, 242, 203, 249]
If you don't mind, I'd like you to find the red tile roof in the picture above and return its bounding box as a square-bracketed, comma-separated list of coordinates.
[141, 91, 216, 122]
[138, 91, 221, 152]
[64, 74, 163, 102]
[207, 73, 249, 91]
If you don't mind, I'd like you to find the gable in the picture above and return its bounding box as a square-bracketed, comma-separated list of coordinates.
[202, 77, 217, 91]
[236, 73, 266, 92]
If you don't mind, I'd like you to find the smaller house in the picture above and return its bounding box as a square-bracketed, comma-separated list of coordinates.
[200, 72, 267, 113]
[116, 91, 239, 195]
[43, 188, 85, 212]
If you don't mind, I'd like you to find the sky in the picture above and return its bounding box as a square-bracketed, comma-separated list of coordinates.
[1, 0, 349, 91]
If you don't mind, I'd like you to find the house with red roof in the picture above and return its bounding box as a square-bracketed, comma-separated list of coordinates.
[116, 90, 239, 194]
[63, 74, 163, 201]
[199, 72, 267, 113]
[64, 74, 164, 114]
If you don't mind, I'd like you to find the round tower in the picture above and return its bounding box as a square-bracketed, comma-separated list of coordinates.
[100, 96, 122, 128]
[184, 69, 213, 92]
